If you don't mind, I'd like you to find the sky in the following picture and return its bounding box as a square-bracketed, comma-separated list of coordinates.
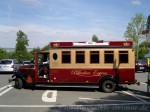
[0, 0, 150, 48]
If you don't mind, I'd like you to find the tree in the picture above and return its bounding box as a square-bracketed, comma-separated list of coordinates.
[92, 35, 98, 42]
[8, 51, 17, 59]
[138, 40, 148, 59]
[0, 48, 9, 59]
[30, 47, 41, 55]
[41, 44, 50, 51]
[15, 30, 29, 62]
[124, 13, 146, 60]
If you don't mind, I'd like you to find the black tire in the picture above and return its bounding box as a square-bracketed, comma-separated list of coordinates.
[101, 80, 116, 93]
[15, 78, 23, 89]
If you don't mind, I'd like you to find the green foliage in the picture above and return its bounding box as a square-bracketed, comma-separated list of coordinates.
[30, 47, 41, 55]
[92, 35, 98, 42]
[0, 30, 52, 61]
[124, 13, 146, 60]
[0, 48, 9, 59]
[15, 30, 29, 62]
[41, 44, 50, 51]
[138, 40, 148, 59]
[8, 51, 17, 59]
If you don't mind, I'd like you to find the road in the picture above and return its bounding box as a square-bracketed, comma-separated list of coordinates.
[0, 72, 150, 112]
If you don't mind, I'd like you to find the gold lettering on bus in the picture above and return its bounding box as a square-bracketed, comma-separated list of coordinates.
[93, 70, 108, 76]
[53, 43, 60, 47]
[71, 70, 91, 76]
[123, 42, 130, 46]
[71, 70, 108, 77]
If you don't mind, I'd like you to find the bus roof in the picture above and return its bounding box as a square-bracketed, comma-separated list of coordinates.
[50, 41, 133, 48]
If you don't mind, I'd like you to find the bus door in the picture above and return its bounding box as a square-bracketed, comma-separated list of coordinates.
[36, 52, 50, 83]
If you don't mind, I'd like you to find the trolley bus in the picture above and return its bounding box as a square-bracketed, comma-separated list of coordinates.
[9, 40, 138, 93]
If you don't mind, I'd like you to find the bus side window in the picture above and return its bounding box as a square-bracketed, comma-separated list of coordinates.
[62, 51, 71, 63]
[104, 51, 114, 63]
[90, 51, 99, 63]
[76, 51, 85, 63]
[119, 51, 128, 63]
[53, 53, 58, 60]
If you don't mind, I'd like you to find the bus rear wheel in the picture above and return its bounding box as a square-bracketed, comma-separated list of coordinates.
[101, 80, 116, 93]
[15, 78, 23, 89]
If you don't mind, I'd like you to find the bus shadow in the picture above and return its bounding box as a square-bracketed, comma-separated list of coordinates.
[18, 85, 150, 112]
[126, 88, 149, 100]
[28, 86, 99, 92]
[0, 72, 13, 75]
[45, 89, 150, 112]
[25, 84, 129, 92]
[43, 86, 150, 112]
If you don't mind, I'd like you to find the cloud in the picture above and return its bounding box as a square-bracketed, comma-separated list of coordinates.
[132, 0, 141, 6]
[0, 23, 123, 48]
[0, 24, 89, 48]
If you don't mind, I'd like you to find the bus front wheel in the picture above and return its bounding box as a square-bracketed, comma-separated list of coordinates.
[15, 78, 23, 89]
[101, 80, 116, 93]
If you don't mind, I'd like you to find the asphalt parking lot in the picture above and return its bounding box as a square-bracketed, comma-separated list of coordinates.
[0, 72, 150, 112]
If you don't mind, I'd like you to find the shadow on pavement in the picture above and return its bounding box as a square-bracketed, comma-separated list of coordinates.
[0, 72, 13, 75]
[24, 86, 150, 112]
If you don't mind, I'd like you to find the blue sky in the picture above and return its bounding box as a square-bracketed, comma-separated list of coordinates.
[0, 0, 150, 48]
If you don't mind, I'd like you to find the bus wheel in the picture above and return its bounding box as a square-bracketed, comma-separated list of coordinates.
[15, 78, 23, 89]
[101, 80, 116, 93]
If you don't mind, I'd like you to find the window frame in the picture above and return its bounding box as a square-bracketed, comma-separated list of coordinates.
[75, 51, 85, 64]
[90, 51, 100, 64]
[53, 53, 58, 61]
[104, 51, 114, 64]
[119, 51, 129, 64]
[61, 51, 71, 64]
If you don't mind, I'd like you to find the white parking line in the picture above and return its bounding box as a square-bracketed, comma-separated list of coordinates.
[0, 85, 13, 97]
[0, 85, 12, 92]
[79, 97, 141, 103]
[122, 91, 147, 103]
[140, 82, 147, 85]
[42, 90, 57, 102]
[0, 102, 150, 108]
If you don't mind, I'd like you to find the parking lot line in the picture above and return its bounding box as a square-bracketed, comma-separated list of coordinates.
[79, 97, 141, 103]
[0, 85, 13, 97]
[122, 91, 147, 103]
[0, 85, 12, 92]
[0, 102, 150, 108]
[140, 82, 147, 85]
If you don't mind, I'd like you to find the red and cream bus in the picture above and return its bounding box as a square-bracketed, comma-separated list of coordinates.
[9, 40, 137, 92]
